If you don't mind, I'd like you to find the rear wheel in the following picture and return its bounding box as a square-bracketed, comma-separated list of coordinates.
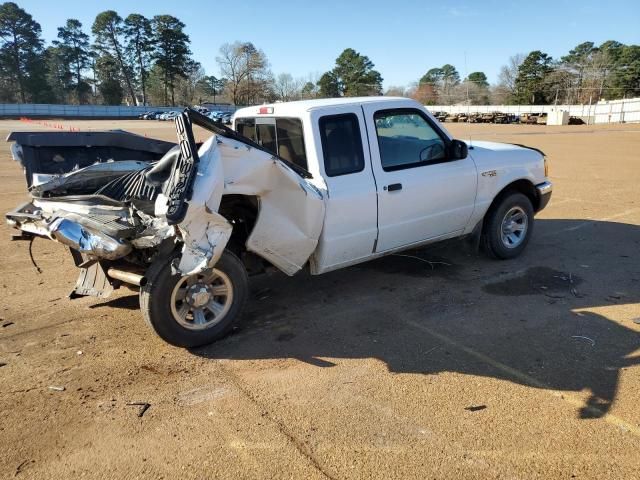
[140, 250, 248, 348]
[482, 192, 534, 259]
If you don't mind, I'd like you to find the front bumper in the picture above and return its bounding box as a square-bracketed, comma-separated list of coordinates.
[6, 202, 132, 260]
[536, 181, 553, 211]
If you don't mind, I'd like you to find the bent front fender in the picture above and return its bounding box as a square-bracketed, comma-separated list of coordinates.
[170, 137, 232, 275]
[169, 135, 325, 277]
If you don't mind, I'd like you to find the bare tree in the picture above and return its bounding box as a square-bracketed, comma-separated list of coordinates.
[174, 60, 204, 106]
[384, 85, 407, 96]
[497, 53, 525, 101]
[273, 73, 303, 101]
[407, 82, 438, 105]
[489, 84, 512, 104]
[216, 42, 246, 105]
[217, 41, 270, 105]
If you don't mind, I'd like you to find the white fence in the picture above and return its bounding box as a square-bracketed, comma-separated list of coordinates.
[428, 97, 640, 124]
[0, 103, 237, 118]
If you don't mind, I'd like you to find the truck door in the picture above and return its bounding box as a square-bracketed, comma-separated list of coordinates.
[361, 104, 477, 253]
[311, 106, 379, 274]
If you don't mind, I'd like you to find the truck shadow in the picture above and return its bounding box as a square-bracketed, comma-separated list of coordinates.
[191, 218, 640, 419]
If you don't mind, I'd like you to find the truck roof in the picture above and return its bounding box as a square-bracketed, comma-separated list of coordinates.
[234, 96, 422, 118]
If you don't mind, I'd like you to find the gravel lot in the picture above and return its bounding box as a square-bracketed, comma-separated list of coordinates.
[1, 118, 639, 479]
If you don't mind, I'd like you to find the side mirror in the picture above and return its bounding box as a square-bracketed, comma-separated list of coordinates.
[450, 139, 468, 160]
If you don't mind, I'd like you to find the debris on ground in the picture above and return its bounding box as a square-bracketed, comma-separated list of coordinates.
[571, 335, 596, 346]
[127, 402, 151, 417]
[393, 253, 452, 270]
[15, 459, 34, 476]
[254, 288, 271, 300]
[2, 321, 14, 328]
[48, 386, 65, 391]
[543, 292, 566, 299]
[570, 287, 585, 298]
[0, 362, 7, 368]
[464, 405, 487, 412]
[633, 318, 640, 325]
[423, 346, 439, 356]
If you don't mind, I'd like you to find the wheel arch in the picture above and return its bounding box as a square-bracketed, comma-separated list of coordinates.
[482, 179, 539, 231]
[217, 194, 259, 255]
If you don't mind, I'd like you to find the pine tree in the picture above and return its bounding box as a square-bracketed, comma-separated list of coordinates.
[152, 15, 190, 106]
[319, 48, 382, 97]
[92, 10, 136, 105]
[0, 2, 47, 102]
[124, 14, 154, 106]
[514, 51, 553, 104]
[54, 19, 91, 104]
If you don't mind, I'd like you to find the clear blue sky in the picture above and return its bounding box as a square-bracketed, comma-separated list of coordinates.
[17, 0, 640, 87]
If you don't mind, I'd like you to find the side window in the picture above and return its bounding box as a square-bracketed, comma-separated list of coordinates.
[236, 118, 256, 142]
[235, 117, 308, 170]
[276, 118, 307, 169]
[319, 114, 365, 177]
[256, 123, 276, 152]
[374, 109, 447, 171]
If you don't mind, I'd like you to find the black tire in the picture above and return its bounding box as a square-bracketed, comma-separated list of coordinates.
[481, 192, 534, 259]
[140, 250, 248, 348]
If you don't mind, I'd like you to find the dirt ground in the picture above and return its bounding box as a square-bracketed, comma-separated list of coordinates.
[1, 118, 639, 479]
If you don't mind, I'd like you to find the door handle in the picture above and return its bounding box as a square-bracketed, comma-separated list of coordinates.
[385, 183, 402, 192]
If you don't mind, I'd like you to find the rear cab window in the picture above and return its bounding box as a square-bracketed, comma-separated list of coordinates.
[235, 117, 307, 170]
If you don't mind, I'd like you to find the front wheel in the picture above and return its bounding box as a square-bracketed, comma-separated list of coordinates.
[140, 250, 248, 348]
[481, 192, 534, 259]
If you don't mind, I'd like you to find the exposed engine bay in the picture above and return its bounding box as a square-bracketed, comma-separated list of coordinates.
[6, 109, 325, 299]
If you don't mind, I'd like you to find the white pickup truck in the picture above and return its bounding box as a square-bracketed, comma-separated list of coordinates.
[6, 97, 551, 347]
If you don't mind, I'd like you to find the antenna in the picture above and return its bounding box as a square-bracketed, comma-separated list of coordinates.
[464, 51, 472, 148]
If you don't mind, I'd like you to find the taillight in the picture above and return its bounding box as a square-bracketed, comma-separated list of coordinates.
[258, 106, 273, 114]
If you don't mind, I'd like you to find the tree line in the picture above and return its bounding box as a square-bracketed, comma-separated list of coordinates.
[0, 3, 201, 106]
[401, 41, 640, 106]
[0, 2, 637, 107]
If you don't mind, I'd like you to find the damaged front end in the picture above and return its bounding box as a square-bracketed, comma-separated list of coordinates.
[6, 110, 325, 299]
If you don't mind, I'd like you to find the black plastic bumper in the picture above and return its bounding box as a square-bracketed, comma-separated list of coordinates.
[536, 181, 553, 211]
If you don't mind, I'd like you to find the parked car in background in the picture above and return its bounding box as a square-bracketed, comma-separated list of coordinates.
[144, 111, 163, 120]
[157, 111, 179, 121]
[208, 111, 223, 121]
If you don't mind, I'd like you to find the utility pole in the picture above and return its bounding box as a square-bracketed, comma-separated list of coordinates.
[598, 67, 607, 101]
